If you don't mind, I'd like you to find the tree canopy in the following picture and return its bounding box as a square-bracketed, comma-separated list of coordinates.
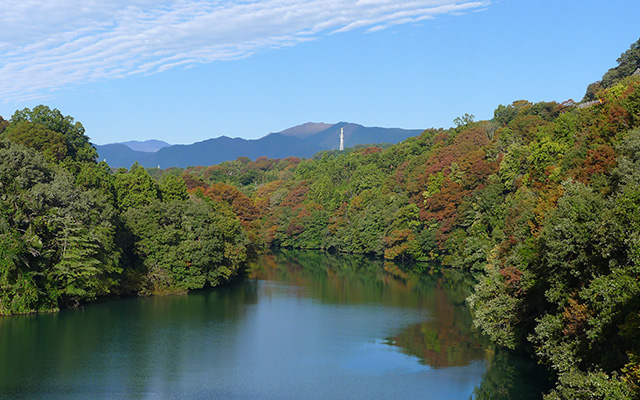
[0, 107, 249, 314]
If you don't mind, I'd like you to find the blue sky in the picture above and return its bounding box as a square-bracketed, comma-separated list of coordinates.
[1, 0, 639, 145]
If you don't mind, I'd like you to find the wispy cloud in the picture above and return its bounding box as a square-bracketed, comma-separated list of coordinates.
[0, 0, 489, 102]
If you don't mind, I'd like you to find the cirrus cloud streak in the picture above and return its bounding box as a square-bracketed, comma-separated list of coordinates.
[0, 0, 489, 102]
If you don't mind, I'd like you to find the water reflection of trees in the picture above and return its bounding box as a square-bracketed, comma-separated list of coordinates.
[0, 283, 260, 397]
[251, 250, 487, 368]
[249, 249, 426, 307]
[388, 320, 488, 368]
[381, 266, 488, 368]
[472, 350, 552, 400]
[0, 250, 551, 398]
[249, 250, 550, 398]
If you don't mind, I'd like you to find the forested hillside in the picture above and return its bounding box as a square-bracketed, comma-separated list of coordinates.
[1, 37, 639, 399]
[0, 106, 249, 315]
[150, 38, 640, 398]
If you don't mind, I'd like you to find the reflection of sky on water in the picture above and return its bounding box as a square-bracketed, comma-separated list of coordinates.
[341, 339, 430, 375]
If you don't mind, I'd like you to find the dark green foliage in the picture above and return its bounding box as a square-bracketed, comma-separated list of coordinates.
[124, 200, 247, 294]
[0, 141, 122, 313]
[545, 370, 633, 400]
[0, 141, 56, 314]
[38, 172, 122, 301]
[0, 139, 52, 188]
[538, 181, 607, 305]
[114, 162, 160, 209]
[159, 174, 188, 202]
[470, 124, 640, 397]
[8, 105, 97, 163]
[0, 109, 251, 314]
[0, 144, 111, 308]
[3, 121, 68, 162]
[75, 161, 117, 204]
[494, 100, 533, 126]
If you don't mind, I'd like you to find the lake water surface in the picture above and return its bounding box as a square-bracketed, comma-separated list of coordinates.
[0, 250, 549, 399]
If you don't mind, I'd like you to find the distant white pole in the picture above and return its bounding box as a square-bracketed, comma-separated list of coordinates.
[339, 127, 344, 151]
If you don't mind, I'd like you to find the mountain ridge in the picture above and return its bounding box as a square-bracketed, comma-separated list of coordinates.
[114, 139, 171, 152]
[95, 122, 423, 168]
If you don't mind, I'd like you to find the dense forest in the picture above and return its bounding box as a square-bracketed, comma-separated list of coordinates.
[1, 38, 639, 398]
[0, 107, 249, 314]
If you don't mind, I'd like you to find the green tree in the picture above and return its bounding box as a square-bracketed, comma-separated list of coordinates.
[0, 141, 56, 314]
[0, 140, 120, 312]
[454, 113, 475, 128]
[160, 174, 188, 202]
[124, 199, 247, 294]
[3, 121, 68, 162]
[9, 105, 97, 163]
[114, 162, 160, 210]
[34, 171, 122, 304]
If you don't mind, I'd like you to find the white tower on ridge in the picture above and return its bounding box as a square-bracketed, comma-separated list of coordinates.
[339, 127, 344, 151]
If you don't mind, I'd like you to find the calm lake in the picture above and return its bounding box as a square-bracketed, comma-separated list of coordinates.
[0, 250, 549, 399]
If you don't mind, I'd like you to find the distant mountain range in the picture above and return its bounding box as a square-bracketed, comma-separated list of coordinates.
[117, 139, 171, 152]
[94, 122, 423, 168]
